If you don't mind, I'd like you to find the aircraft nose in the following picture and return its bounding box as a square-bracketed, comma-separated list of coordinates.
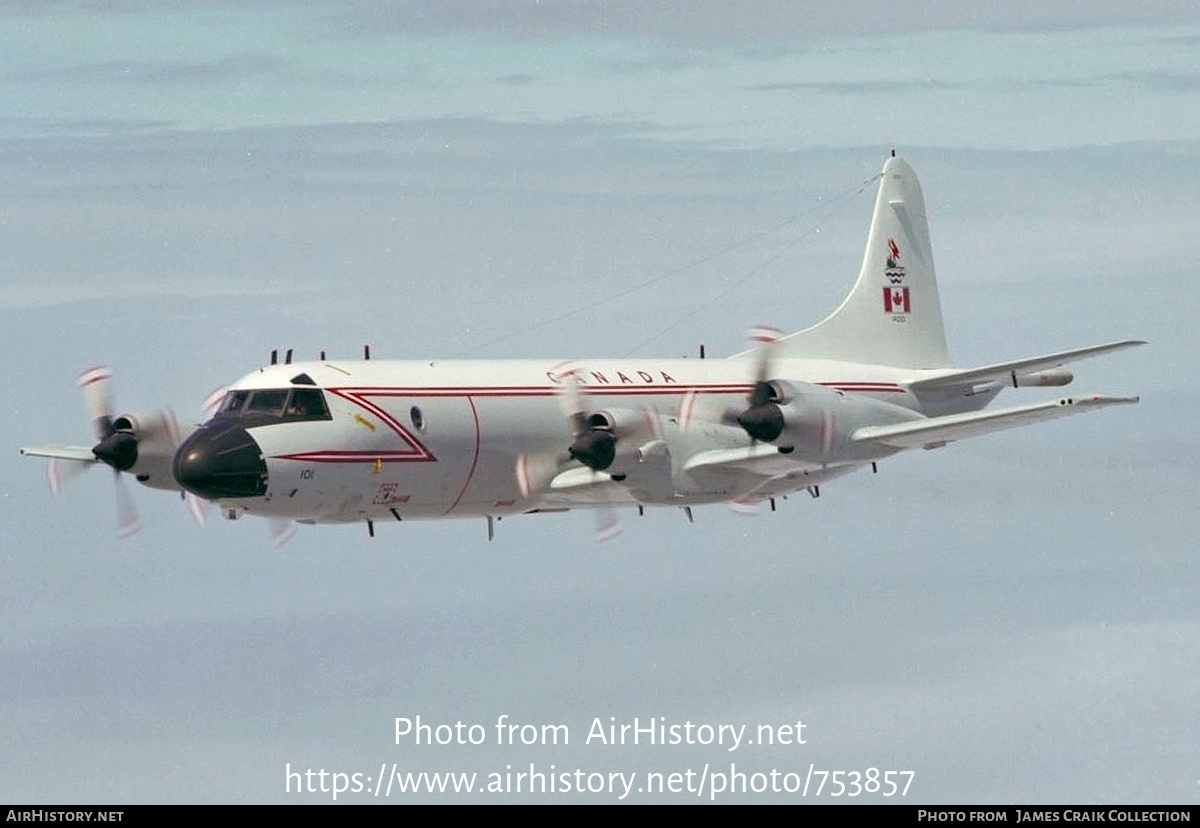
[173, 421, 268, 499]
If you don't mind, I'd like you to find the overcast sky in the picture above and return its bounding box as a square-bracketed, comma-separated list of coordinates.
[2, 2, 1198, 804]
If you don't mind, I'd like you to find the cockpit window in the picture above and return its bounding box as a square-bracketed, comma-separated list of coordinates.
[286, 388, 329, 420]
[215, 388, 331, 425]
[218, 390, 250, 414]
[247, 389, 289, 415]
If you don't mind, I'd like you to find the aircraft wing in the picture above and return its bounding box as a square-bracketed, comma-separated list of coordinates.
[682, 444, 830, 497]
[908, 340, 1145, 393]
[542, 467, 638, 506]
[20, 445, 102, 495]
[682, 445, 861, 504]
[851, 394, 1139, 449]
[681, 443, 800, 476]
[19, 445, 99, 462]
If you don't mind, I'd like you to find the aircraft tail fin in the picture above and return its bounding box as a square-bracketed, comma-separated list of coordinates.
[777, 155, 950, 369]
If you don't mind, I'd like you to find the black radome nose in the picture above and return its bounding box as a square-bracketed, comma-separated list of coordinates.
[173, 421, 268, 499]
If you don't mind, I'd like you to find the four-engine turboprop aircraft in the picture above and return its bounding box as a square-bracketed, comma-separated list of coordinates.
[21, 155, 1144, 540]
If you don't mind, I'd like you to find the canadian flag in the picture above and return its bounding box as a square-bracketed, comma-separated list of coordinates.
[883, 286, 911, 313]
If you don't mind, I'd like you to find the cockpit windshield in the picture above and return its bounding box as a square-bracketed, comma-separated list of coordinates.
[216, 388, 331, 424]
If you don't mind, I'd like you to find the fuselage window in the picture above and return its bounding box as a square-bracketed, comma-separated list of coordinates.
[410, 405, 425, 431]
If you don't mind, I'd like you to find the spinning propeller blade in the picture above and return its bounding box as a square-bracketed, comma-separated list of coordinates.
[270, 519, 296, 548]
[729, 326, 786, 443]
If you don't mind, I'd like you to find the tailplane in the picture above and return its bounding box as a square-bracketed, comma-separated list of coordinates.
[777, 155, 950, 369]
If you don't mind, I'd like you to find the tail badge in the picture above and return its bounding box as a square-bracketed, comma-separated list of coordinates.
[882, 237, 911, 316]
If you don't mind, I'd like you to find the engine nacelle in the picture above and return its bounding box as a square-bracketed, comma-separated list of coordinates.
[584, 407, 665, 477]
[584, 407, 656, 440]
[111, 410, 192, 491]
[770, 382, 919, 462]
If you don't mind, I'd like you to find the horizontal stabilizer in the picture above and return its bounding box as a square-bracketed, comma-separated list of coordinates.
[909, 340, 1146, 393]
[20, 445, 99, 462]
[852, 394, 1139, 449]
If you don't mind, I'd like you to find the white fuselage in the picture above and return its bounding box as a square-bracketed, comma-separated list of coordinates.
[215, 356, 968, 523]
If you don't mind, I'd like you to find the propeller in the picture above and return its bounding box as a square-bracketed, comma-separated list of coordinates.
[270, 518, 296, 548]
[728, 326, 786, 443]
[556, 364, 626, 541]
[75, 366, 142, 536]
[54, 366, 208, 535]
[723, 326, 843, 459]
[557, 364, 619, 472]
[47, 455, 91, 496]
[512, 363, 629, 542]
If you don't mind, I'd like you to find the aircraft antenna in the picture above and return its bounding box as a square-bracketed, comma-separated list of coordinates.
[447, 175, 876, 359]
[620, 172, 881, 357]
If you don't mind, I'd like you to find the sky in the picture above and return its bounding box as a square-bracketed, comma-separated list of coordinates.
[2, 1, 1199, 804]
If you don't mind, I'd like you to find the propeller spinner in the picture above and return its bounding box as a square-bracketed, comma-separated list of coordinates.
[556, 365, 620, 471]
[730, 326, 786, 443]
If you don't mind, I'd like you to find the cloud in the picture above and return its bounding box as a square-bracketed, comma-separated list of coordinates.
[324, 0, 1200, 42]
[1111, 70, 1200, 93]
[750, 79, 959, 94]
[3, 53, 286, 85]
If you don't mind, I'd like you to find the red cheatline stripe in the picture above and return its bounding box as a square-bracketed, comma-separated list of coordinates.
[329, 383, 901, 396]
[275, 451, 434, 463]
[328, 384, 755, 396]
[325, 389, 436, 459]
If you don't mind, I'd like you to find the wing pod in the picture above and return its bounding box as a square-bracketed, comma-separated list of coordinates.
[1011, 368, 1073, 387]
[908, 340, 1145, 394]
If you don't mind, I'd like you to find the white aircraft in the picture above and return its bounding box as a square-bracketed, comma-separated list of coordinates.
[21, 154, 1143, 541]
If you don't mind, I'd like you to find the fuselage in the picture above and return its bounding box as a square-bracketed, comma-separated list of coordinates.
[172, 356, 973, 523]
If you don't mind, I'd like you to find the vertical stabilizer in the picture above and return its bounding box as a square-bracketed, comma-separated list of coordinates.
[777, 155, 949, 369]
